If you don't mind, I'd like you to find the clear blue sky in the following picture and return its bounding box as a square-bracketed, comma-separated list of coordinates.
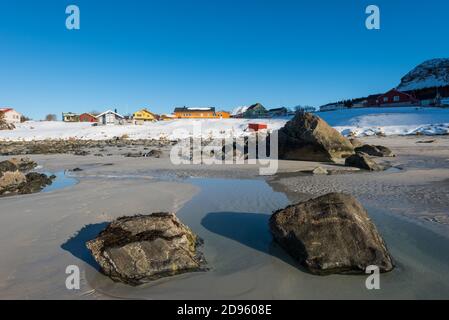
[1, 0, 448, 120]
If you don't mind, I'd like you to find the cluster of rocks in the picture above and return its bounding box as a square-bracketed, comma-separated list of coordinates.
[0, 138, 175, 156]
[274, 112, 395, 172]
[0, 158, 55, 197]
[86, 213, 207, 286]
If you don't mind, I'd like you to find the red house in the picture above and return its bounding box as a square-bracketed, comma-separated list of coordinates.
[79, 113, 98, 123]
[375, 89, 419, 107]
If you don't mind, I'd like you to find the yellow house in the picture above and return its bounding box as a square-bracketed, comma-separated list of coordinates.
[133, 108, 158, 122]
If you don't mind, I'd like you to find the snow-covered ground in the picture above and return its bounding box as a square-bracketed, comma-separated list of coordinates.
[320, 107, 449, 137]
[0, 118, 288, 141]
[1, 107, 448, 141]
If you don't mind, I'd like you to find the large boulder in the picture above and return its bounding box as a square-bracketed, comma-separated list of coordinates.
[345, 153, 383, 171]
[278, 112, 354, 162]
[86, 213, 207, 285]
[270, 193, 394, 275]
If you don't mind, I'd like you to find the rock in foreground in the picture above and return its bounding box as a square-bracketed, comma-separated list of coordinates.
[86, 213, 207, 285]
[270, 193, 394, 275]
[278, 112, 354, 162]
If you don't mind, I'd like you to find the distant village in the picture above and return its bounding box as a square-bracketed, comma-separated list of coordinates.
[1, 104, 312, 127]
[1, 86, 448, 127]
[320, 86, 449, 111]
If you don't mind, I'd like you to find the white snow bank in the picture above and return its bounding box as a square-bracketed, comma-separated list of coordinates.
[0, 119, 288, 141]
[1, 107, 448, 141]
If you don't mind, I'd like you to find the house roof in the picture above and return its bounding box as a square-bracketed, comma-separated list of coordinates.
[174, 107, 215, 113]
[247, 103, 265, 110]
[80, 113, 97, 117]
[135, 108, 156, 115]
[380, 89, 418, 100]
[268, 107, 287, 112]
[96, 110, 124, 118]
[0, 108, 14, 113]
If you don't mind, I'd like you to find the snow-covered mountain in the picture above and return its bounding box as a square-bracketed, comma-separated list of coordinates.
[397, 58, 449, 91]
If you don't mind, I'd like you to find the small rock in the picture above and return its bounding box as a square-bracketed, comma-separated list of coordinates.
[345, 153, 383, 171]
[74, 150, 89, 156]
[269, 193, 394, 275]
[143, 149, 163, 158]
[312, 167, 328, 175]
[355, 145, 394, 157]
[124, 152, 142, 158]
[86, 213, 207, 285]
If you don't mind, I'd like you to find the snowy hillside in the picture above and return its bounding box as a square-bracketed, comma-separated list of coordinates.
[397, 58, 449, 91]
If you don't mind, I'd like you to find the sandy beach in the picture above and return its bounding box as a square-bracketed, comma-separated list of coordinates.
[0, 134, 448, 299]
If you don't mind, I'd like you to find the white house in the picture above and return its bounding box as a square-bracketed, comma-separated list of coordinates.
[0, 108, 22, 124]
[96, 110, 124, 125]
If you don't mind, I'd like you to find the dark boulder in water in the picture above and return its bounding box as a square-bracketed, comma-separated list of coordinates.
[270, 193, 394, 275]
[86, 213, 207, 285]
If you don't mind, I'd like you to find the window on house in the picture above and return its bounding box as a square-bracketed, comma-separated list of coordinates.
[383, 97, 388, 102]
[393, 96, 400, 102]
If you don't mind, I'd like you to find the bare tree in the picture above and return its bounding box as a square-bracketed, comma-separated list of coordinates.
[20, 115, 31, 123]
[45, 114, 57, 121]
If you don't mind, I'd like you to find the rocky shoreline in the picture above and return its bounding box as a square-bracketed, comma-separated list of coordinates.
[0, 157, 55, 197]
[0, 138, 175, 156]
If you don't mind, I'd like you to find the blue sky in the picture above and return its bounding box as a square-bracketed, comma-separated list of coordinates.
[1, 0, 448, 120]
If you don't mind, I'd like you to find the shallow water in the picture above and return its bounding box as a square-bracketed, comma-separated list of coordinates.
[41, 171, 78, 193]
[86, 177, 449, 299]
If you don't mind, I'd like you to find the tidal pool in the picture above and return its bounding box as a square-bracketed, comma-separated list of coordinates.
[86, 177, 449, 299]
[41, 171, 78, 193]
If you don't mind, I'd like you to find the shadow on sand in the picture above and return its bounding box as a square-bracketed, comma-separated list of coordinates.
[201, 211, 307, 271]
[61, 222, 109, 270]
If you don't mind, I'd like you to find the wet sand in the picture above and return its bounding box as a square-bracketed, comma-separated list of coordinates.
[0, 135, 449, 299]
